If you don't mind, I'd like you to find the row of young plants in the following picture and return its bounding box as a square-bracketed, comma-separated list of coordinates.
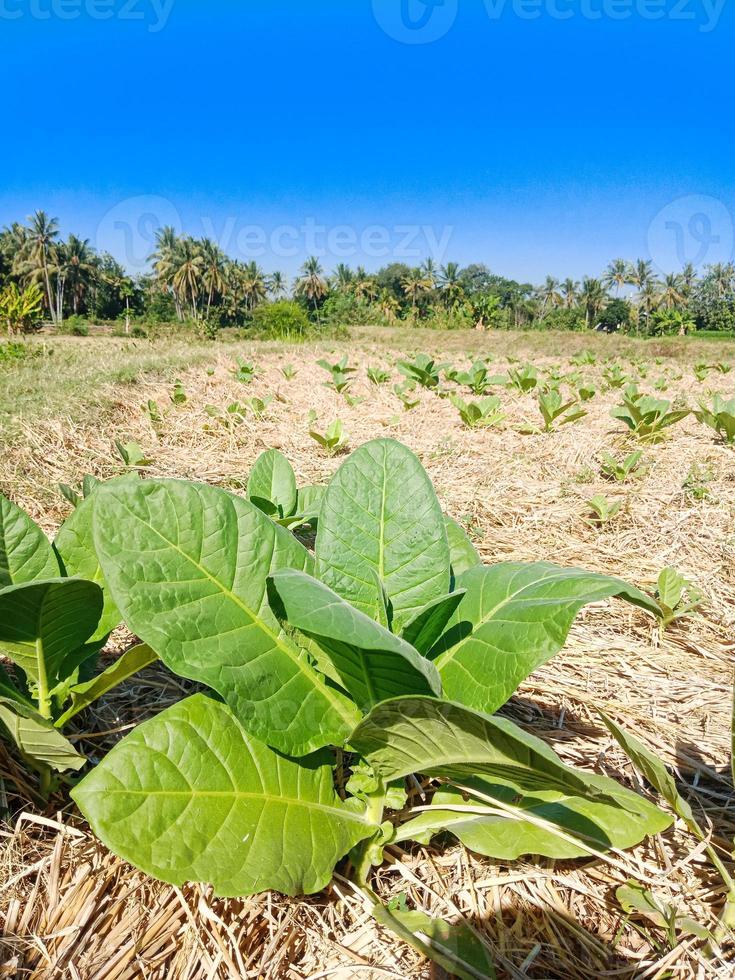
[1, 440, 732, 973]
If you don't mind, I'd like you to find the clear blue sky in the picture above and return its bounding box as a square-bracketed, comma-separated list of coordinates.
[1, 0, 733, 282]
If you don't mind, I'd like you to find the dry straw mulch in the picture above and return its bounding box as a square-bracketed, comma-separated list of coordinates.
[1, 330, 734, 978]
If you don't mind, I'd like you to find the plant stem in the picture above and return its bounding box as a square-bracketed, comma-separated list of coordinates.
[351, 786, 387, 886]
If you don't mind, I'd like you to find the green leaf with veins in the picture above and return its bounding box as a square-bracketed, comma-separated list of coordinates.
[444, 516, 481, 578]
[93, 478, 361, 756]
[269, 568, 441, 710]
[0, 697, 85, 772]
[55, 643, 158, 726]
[0, 493, 60, 588]
[247, 449, 298, 518]
[72, 694, 378, 897]
[431, 562, 660, 715]
[316, 439, 450, 632]
[395, 772, 671, 860]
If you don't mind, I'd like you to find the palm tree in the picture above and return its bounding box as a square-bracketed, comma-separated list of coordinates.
[199, 238, 226, 315]
[537, 276, 562, 315]
[681, 262, 698, 297]
[709, 262, 735, 298]
[579, 277, 607, 329]
[437, 262, 463, 307]
[267, 271, 287, 299]
[603, 258, 631, 296]
[330, 263, 353, 294]
[658, 273, 685, 310]
[242, 261, 267, 312]
[61, 235, 97, 315]
[401, 268, 432, 318]
[420, 258, 437, 288]
[294, 256, 328, 320]
[150, 226, 184, 320]
[171, 237, 205, 319]
[15, 210, 59, 322]
[561, 278, 579, 308]
[354, 276, 378, 303]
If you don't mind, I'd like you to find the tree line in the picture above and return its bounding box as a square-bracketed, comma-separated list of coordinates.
[1, 210, 734, 336]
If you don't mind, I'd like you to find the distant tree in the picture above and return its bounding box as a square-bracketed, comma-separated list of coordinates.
[295, 256, 328, 320]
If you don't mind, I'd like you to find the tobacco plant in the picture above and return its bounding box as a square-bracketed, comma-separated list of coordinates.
[506, 364, 538, 393]
[317, 356, 356, 393]
[0, 479, 156, 795]
[367, 366, 391, 386]
[653, 567, 703, 630]
[611, 389, 690, 443]
[246, 448, 324, 528]
[586, 494, 622, 526]
[450, 394, 504, 429]
[454, 360, 500, 396]
[309, 419, 348, 454]
[232, 359, 257, 385]
[694, 395, 735, 445]
[533, 389, 587, 432]
[70, 439, 670, 910]
[397, 353, 445, 389]
[600, 450, 646, 483]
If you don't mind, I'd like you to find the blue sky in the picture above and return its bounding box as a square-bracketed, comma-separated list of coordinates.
[1, 0, 733, 282]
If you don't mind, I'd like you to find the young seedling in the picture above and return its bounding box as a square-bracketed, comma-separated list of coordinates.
[695, 395, 735, 445]
[535, 389, 587, 432]
[602, 365, 630, 389]
[145, 399, 163, 426]
[58, 474, 101, 509]
[577, 383, 597, 402]
[653, 566, 703, 629]
[397, 353, 445, 389]
[71, 439, 669, 910]
[309, 419, 349, 455]
[682, 463, 714, 502]
[571, 350, 597, 366]
[693, 362, 711, 383]
[653, 376, 669, 392]
[204, 402, 248, 431]
[450, 394, 504, 429]
[317, 356, 356, 393]
[281, 364, 297, 380]
[115, 441, 152, 467]
[0, 481, 156, 796]
[244, 396, 272, 420]
[714, 361, 732, 375]
[367, 366, 391, 386]
[611, 391, 690, 443]
[170, 380, 187, 405]
[506, 364, 538, 393]
[586, 494, 623, 526]
[454, 360, 501, 396]
[246, 448, 324, 528]
[233, 360, 257, 385]
[393, 382, 420, 411]
[600, 450, 646, 483]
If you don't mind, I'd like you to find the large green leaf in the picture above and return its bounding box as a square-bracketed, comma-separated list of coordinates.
[351, 697, 615, 799]
[269, 569, 441, 710]
[431, 563, 660, 714]
[93, 479, 361, 756]
[395, 773, 671, 860]
[0, 493, 60, 588]
[54, 476, 138, 641]
[72, 694, 378, 897]
[0, 696, 85, 772]
[55, 643, 158, 726]
[0, 578, 103, 690]
[247, 449, 297, 518]
[444, 516, 481, 578]
[315, 439, 450, 632]
[401, 591, 467, 656]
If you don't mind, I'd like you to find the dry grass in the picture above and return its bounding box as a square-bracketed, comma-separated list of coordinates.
[1, 328, 734, 978]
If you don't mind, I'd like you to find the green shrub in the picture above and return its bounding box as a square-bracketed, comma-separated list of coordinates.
[57, 315, 89, 337]
[250, 301, 312, 339]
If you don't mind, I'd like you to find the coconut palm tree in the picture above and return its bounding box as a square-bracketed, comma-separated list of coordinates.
[330, 264, 354, 294]
[537, 275, 562, 315]
[658, 273, 685, 310]
[437, 262, 464, 307]
[579, 277, 607, 329]
[401, 268, 432, 318]
[603, 258, 631, 296]
[15, 210, 59, 322]
[561, 278, 579, 309]
[708, 262, 735, 298]
[60, 235, 97, 315]
[267, 271, 288, 299]
[242, 261, 267, 312]
[680, 262, 698, 297]
[172, 237, 205, 319]
[295, 256, 328, 320]
[420, 258, 437, 288]
[150, 226, 184, 320]
[200, 238, 226, 315]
